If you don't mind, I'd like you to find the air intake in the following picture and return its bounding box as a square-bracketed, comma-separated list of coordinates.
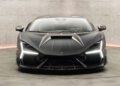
[51, 36, 72, 39]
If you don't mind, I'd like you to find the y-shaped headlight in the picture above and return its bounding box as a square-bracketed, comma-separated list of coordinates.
[20, 41, 39, 60]
[85, 40, 104, 58]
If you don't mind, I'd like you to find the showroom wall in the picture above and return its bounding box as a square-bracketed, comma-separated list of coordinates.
[0, 0, 120, 45]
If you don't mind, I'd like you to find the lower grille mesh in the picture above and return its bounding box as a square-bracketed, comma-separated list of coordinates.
[39, 55, 86, 70]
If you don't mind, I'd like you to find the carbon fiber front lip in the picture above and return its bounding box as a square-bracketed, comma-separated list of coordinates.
[19, 64, 104, 71]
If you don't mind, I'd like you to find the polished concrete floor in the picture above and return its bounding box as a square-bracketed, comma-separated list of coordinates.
[0, 47, 120, 86]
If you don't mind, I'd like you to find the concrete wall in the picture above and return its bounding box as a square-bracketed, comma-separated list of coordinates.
[0, 0, 120, 45]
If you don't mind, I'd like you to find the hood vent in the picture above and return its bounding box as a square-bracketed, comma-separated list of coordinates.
[51, 36, 72, 39]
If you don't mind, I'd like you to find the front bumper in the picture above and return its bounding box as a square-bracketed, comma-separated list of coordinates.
[18, 54, 105, 71]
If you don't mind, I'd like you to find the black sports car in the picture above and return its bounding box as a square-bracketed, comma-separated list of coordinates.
[16, 17, 107, 71]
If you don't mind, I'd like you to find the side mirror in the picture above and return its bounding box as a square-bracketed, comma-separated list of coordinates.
[16, 25, 24, 32]
[98, 25, 106, 31]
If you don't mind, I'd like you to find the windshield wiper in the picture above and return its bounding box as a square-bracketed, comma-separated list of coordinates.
[28, 30, 90, 33]
[28, 31, 47, 33]
[45, 30, 75, 33]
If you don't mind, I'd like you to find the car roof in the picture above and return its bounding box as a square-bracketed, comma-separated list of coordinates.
[34, 16, 88, 21]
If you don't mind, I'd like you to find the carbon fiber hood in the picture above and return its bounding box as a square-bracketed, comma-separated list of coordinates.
[20, 32, 103, 56]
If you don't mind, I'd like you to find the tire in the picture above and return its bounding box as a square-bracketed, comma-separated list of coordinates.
[16, 57, 25, 72]
[104, 56, 107, 65]
[16, 57, 20, 66]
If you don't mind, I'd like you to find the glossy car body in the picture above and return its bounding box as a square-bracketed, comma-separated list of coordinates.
[16, 17, 107, 71]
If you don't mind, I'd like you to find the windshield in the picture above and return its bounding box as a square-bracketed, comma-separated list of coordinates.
[27, 18, 94, 33]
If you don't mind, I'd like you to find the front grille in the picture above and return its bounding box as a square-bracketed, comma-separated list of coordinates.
[44, 57, 79, 66]
[37, 55, 86, 70]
